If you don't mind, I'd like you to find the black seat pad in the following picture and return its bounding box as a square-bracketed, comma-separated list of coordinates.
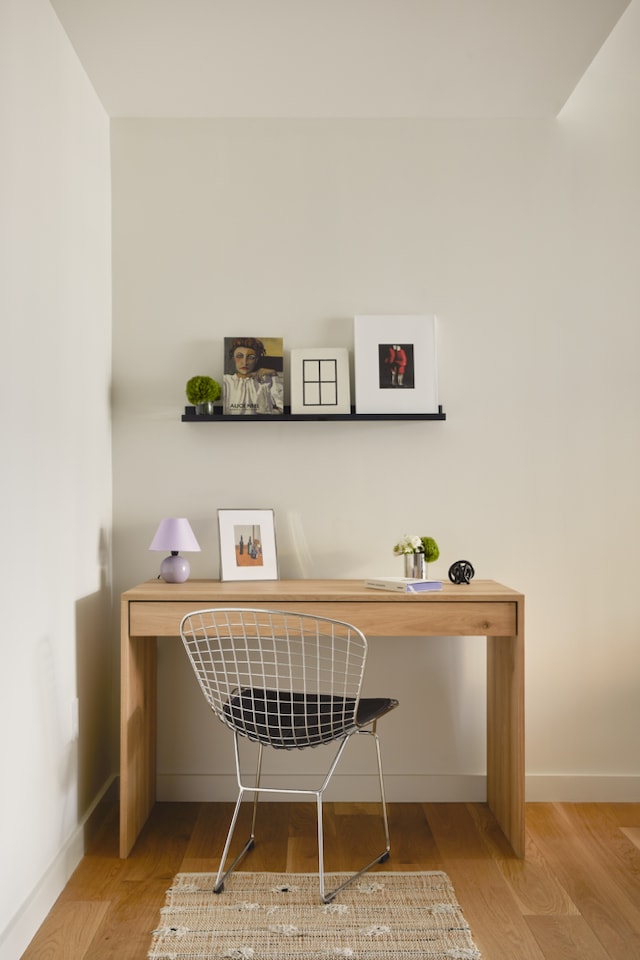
[223, 688, 398, 749]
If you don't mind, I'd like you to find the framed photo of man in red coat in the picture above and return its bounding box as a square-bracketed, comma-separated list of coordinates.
[354, 315, 438, 414]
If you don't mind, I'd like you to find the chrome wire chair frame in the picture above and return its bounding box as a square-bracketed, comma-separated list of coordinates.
[179, 607, 398, 903]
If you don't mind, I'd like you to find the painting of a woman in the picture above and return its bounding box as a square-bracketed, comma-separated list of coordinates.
[223, 336, 284, 415]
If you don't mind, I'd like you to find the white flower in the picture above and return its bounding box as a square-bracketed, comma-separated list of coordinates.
[393, 534, 423, 555]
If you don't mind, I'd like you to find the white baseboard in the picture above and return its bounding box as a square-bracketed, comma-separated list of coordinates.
[157, 773, 640, 804]
[525, 776, 640, 802]
[0, 775, 117, 960]
[157, 774, 488, 803]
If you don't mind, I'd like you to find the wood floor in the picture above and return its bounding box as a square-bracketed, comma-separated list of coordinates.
[21, 799, 640, 960]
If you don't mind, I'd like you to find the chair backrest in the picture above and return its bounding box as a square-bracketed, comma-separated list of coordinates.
[179, 608, 368, 749]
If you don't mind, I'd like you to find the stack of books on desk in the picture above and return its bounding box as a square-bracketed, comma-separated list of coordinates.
[365, 577, 443, 594]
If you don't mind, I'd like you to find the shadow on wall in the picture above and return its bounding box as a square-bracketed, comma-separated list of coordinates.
[75, 552, 114, 820]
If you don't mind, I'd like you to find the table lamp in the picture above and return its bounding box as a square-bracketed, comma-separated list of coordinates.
[149, 517, 201, 583]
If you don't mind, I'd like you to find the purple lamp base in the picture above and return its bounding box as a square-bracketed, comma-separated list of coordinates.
[160, 552, 190, 583]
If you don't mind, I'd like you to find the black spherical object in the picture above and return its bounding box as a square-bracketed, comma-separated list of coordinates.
[448, 560, 475, 584]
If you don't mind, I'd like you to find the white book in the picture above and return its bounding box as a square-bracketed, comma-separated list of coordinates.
[365, 577, 443, 594]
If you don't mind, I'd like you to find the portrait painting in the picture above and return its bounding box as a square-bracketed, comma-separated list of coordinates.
[378, 342, 415, 390]
[223, 337, 284, 415]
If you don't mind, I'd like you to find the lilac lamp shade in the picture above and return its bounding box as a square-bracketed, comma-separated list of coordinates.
[149, 518, 201, 583]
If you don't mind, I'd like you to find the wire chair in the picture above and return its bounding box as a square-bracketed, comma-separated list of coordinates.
[180, 607, 399, 903]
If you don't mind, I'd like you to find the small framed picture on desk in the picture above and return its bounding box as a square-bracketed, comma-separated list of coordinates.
[218, 508, 279, 581]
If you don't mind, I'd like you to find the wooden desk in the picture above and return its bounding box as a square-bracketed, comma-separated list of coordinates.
[120, 578, 525, 858]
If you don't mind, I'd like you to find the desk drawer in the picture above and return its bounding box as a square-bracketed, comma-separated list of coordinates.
[332, 601, 518, 637]
[129, 602, 208, 637]
[128, 600, 518, 638]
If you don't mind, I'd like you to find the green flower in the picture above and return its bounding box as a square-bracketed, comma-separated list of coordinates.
[420, 537, 440, 563]
[186, 375, 221, 404]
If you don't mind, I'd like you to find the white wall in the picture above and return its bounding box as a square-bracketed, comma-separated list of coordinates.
[0, 1, 112, 956]
[111, 0, 640, 811]
[1, 2, 636, 955]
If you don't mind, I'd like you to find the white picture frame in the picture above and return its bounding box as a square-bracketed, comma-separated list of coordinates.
[218, 509, 279, 581]
[290, 347, 351, 415]
[353, 315, 438, 414]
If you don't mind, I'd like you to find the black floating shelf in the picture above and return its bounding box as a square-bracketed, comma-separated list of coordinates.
[182, 405, 446, 422]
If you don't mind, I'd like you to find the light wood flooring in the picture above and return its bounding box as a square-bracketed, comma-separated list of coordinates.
[20, 799, 640, 960]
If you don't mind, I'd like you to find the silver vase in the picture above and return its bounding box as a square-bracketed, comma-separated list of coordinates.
[404, 553, 425, 579]
[195, 401, 216, 415]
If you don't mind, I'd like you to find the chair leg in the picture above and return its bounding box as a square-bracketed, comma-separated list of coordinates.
[372, 726, 392, 856]
[317, 726, 391, 903]
[214, 727, 391, 904]
[214, 738, 263, 893]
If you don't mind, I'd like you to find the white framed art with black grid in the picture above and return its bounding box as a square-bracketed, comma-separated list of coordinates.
[289, 347, 351, 415]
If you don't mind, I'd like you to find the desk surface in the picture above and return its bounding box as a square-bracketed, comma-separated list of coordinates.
[123, 577, 522, 603]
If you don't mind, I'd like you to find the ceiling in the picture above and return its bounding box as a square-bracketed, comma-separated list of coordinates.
[50, 0, 631, 119]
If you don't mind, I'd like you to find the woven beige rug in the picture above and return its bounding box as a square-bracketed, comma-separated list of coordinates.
[148, 870, 482, 959]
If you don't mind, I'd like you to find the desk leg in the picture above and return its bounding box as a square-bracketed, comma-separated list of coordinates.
[120, 619, 157, 858]
[486, 632, 525, 857]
